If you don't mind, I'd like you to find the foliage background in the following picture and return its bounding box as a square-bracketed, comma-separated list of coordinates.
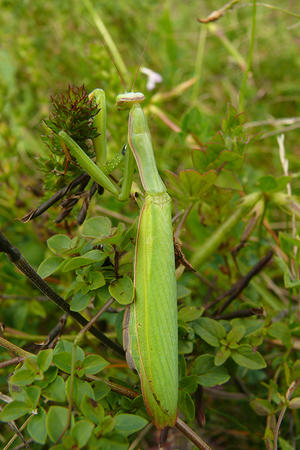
[0, 0, 300, 449]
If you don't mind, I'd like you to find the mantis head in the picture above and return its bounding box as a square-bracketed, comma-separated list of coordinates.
[116, 92, 145, 110]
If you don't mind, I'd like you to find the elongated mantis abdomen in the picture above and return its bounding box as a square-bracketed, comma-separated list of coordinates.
[121, 98, 178, 428]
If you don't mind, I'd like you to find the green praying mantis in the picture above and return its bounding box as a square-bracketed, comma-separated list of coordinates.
[59, 87, 178, 429]
[58, 83, 263, 430]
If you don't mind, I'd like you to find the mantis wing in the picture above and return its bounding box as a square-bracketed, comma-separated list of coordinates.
[124, 193, 178, 429]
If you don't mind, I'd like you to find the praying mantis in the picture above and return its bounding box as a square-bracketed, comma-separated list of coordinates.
[59, 87, 179, 429]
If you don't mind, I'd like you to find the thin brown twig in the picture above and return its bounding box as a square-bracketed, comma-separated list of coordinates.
[3, 415, 33, 450]
[175, 203, 193, 239]
[95, 205, 134, 224]
[20, 173, 89, 222]
[128, 423, 153, 450]
[213, 307, 264, 320]
[204, 250, 273, 314]
[0, 357, 23, 369]
[197, 0, 241, 23]
[39, 313, 68, 350]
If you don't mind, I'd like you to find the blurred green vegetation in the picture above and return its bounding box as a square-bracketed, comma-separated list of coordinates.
[0, 1, 300, 448]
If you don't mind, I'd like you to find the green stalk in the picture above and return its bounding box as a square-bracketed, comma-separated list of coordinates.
[82, 0, 129, 86]
[58, 130, 119, 196]
[191, 192, 262, 267]
[89, 89, 107, 165]
[0, 336, 33, 358]
[192, 26, 207, 103]
[208, 23, 246, 71]
[239, 0, 257, 111]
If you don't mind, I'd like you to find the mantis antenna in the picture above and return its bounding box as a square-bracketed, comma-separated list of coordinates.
[130, 28, 153, 92]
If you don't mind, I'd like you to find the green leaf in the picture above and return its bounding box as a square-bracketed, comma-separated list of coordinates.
[177, 284, 192, 299]
[197, 370, 230, 387]
[109, 276, 134, 305]
[289, 397, 300, 409]
[26, 386, 41, 409]
[29, 299, 46, 318]
[93, 381, 111, 401]
[47, 406, 69, 442]
[192, 354, 230, 387]
[279, 232, 300, 260]
[27, 408, 47, 444]
[95, 438, 128, 450]
[114, 414, 148, 436]
[181, 106, 211, 137]
[80, 395, 105, 424]
[82, 355, 109, 375]
[268, 322, 291, 347]
[258, 175, 291, 193]
[179, 376, 198, 393]
[37, 366, 58, 388]
[0, 401, 30, 422]
[66, 377, 95, 406]
[101, 415, 116, 435]
[231, 345, 266, 369]
[193, 318, 226, 347]
[81, 216, 112, 239]
[278, 437, 294, 450]
[53, 351, 72, 373]
[10, 368, 35, 386]
[62, 253, 105, 272]
[54, 340, 84, 361]
[47, 234, 71, 254]
[178, 306, 203, 322]
[37, 256, 64, 278]
[227, 325, 246, 345]
[87, 271, 106, 290]
[214, 348, 231, 366]
[179, 169, 217, 197]
[178, 390, 195, 422]
[37, 349, 53, 372]
[250, 398, 273, 416]
[71, 420, 94, 448]
[24, 356, 39, 373]
[70, 292, 92, 312]
[214, 170, 242, 190]
[43, 376, 66, 402]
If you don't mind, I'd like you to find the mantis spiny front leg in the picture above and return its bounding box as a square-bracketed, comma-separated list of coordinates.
[119, 93, 178, 429]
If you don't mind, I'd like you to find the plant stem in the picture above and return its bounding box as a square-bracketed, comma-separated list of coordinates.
[192, 27, 207, 103]
[208, 23, 246, 71]
[0, 336, 33, 358]
[81, 0, 129, 86]
[0, 357, 23, 369]
[3, 415, 33, 450]
[239, 0, 257, 111]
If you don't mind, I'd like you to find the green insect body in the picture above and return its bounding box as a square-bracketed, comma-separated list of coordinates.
[123, 97, 178, 428]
